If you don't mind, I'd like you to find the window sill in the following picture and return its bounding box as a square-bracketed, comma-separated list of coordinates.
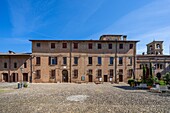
[35, 64, 41, 66]
[72, 64, 78, 66]
[127, 64, 132, 66]
[118, 64, 123, 66]
[96, 64, 102, 66]
[87, 64, 92, 66]
[108, 64, 113, 66]
[49, 64, 57, 66]
[61, 64, 67, 66]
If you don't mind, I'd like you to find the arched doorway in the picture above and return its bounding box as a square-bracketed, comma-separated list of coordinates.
[156, 72, 161, 80]
[62, 70, 68, 82]
[3, 73, 8, 82]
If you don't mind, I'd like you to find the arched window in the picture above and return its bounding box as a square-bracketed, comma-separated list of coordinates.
[156, 44, 160, 49]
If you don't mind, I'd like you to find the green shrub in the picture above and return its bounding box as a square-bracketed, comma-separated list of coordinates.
[23, 83, 28, 88]
[128, 79, 135, 86]
[159, 80, 166, 86]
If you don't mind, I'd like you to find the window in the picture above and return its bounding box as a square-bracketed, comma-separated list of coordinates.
[109, 69, 114, 78]
[73, 69, 78, 78]
[36, 70, 41, 79]
[139, 64, 143, 69]
[50, 70, 55, 79]
[36, 43, 41, 47]
[24, 62, 27, 68]
[97, 69, 102, 77]
[119, 57, 123, 65]
[98, 57, 102, 65]
[119, 69, 123, 75]
[119, 44, 123, 49]
[36, 57, 41, 65]
[51, 43, 55, 49]
[129, 44, 133, 49]
[4, 62, 7, 68]
[88, 43, 93, 49]
[14, 62, 17, 68]
[88, 69, 93, 75]
[74, 57, 78, 65]
[63, 57, 67, 65]
[88, 57, 92, 65]
[128, 69, 133, 77]
[156, 44, 160, 49]
[49, 57, 57, 65]
[160, 64, 163, 69]
[108, 44, 112, 49]
[128, 57, 132, 65]
[74, 43, 78, 49]
[110, 57, 114, 65]
[98, 43, 102, 49]
[63, 43, 67, 48]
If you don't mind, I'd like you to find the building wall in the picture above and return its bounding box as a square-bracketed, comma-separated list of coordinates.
[0, 55, 31, 82]
[31, 40, 137, 83]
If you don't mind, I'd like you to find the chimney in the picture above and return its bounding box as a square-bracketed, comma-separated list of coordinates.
[123, 35, 127, 41]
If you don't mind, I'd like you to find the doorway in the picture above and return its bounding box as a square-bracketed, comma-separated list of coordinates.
[23, 73, 28, 82]
[3, 73, 8, 82]
[119, 75, 123, 82]
[12, 73, 18, 82]
[88, 75, 93, 82]
[104, 75, 108, 82]
[62, 70, 68, 82]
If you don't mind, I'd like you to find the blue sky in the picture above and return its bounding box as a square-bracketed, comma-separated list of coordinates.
[0, 0, 170, 54]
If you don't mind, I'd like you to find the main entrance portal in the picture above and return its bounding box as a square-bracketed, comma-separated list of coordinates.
[62, 70, 68, 82]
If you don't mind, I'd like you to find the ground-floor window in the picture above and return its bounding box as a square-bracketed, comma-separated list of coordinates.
[50, 70, 55, 79]
[35, 70, 41, 79]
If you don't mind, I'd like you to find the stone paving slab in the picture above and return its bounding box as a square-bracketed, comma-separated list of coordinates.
[0, 83, 170, 113]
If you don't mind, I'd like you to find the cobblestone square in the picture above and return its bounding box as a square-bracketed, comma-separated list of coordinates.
[0, 83, 170, 113]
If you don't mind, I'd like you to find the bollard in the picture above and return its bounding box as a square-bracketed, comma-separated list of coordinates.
[17, 82, 20, 89]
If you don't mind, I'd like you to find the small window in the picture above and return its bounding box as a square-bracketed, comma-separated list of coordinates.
[108, 44, 112, 49]
[49, 57, 57, 65]
[129, 44, 133, 49]
[128, 57, 132, 65]
[98, 57, 102, 65]
[14, 62, 17, 68]
[24, 62, 27, 68]
[119, 44, 123, 49]
[36, 70, 41, 79]
[156, 44, 160, 49]
[97, 69, 102, 77]
[160, 64, 163, 69]
[88, 69, 93, 75]
[73, 69, 78, 78]
[63, 57, 67, 65]
[36, 57, 41, 65]
[51, 43, 55, 49]
[98, 43, 102, 49]
[119, 69, 123, 75]
[50, 70, 55, 79]
[74, 57, 78, 65]
[109, 69, 114, 78]
[36, 43, 41, 47]
[74, 43, 78, 49]
[110, 57, 114, 65]
[88, 57, 92, 65]
[119, 57, 123, 65]
[88, 43, 93, 49]
[128, 69, 133, 77]
[139, 64, 142, 69]
[4, 62, 7, 68]
[62, 43, 67, 48]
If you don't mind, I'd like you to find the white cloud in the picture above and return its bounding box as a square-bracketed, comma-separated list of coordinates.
[87, 0, 170, 55]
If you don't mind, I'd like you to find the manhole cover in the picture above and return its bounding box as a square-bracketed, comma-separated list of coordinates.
[67, 95, 89, 102]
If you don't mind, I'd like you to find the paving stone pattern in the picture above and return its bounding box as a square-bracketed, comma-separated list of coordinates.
[0, 83, 170, 113]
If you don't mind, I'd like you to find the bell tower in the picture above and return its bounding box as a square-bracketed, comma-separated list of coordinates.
[146, 41, 163, 55]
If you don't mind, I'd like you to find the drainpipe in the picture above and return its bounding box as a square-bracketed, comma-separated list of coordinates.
[115, 40, 117, 83]
[69, 42, 72, 83]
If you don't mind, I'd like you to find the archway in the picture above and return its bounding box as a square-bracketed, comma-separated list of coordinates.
[62, 70, 68, 82]
[156, 72, 161, 80]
